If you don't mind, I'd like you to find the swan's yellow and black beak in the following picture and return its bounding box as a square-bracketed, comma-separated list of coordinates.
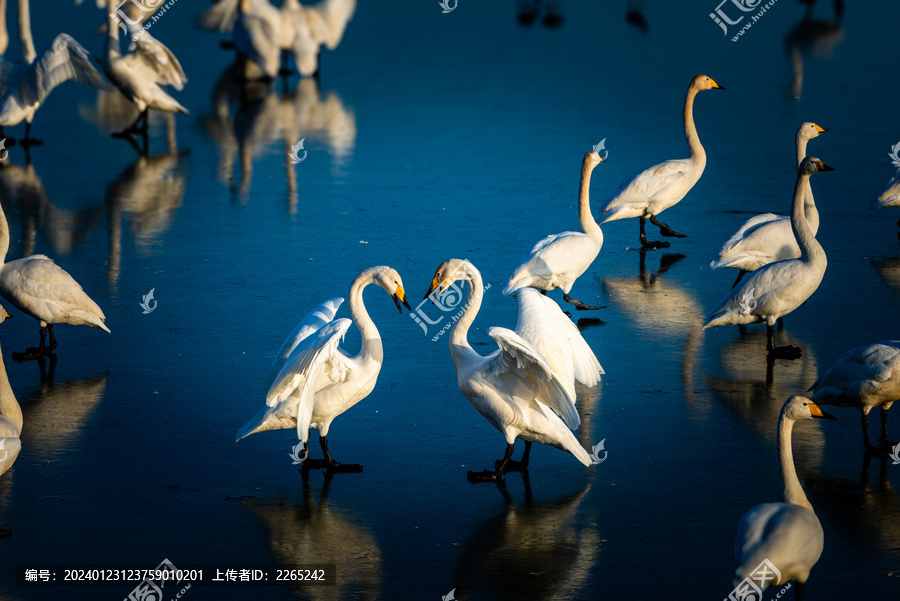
[392, 285, 410, 313]
[1, 308, 11, 319]
[708, 77, 725, 90]
[425, 274, 443, 300]
[814, 124, 828, 133]
[815, 160, 835, 172]
[808, 402, 837, 420]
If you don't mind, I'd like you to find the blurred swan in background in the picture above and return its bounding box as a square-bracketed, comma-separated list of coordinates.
[236, 266, 410, 472]
[786, 0, 844, 101]
[703, 158, 833, 360]
[809, 341, 900, 454]
[600, 74, 724, 249]
[0, 306, 21, 477]
[0, 0, 110, 145]
[731, 396, 834, 601]
[872, 166, 900, 230]
[427, 259, 599, 482]
[0, 197, 109, 360]
[503, 151, 606, 311]
[711, 123, 827, 288]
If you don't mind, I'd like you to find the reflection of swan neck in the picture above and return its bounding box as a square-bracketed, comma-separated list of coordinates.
[683, 84, 705, 165]
[0, 346, 21, 435]
[578, 156, 602, 241]
[17, 0, 35, 64]
[791, 172, 822, 265]
[348, 268, 383, 365]
[778, 410, 812, 511]
[449, 264, 484, 368]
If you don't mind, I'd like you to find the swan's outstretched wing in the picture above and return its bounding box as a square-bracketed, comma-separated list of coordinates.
[307, 0, 356, 49]
[126, 27, 188, 90]
[485, 326, 580, 429]
[809, 341, 900, 402]
[264, 297, 343, 390]
[198, 0, 240, 32]
[7, 34, 110, 105]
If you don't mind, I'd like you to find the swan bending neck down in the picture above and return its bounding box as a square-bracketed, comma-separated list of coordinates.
[236, 266, 409, 472]
[0, 306, 21, 478]
[428, 259, 598, 483]
[599, 74, 724, 249]
[732, 396, 834, 600]
[502, 151, 606, 311]
[710, 122, 827, 288]
[702, 157, 833, 360]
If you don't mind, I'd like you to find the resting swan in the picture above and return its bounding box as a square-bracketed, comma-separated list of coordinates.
[711, 122, 827, 288]
[0, 305, 20, 478]
[702, 157, 833, 360]
[731, 396, 834, 601]
[236, 266, 409, 472]
[426, 259, 601, 482]
[600, 74, 724, 249]
[503, 150, 606, 310]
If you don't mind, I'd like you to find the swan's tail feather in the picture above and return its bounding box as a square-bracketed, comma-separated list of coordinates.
[567, 440, 592, 466]
[235, 406, 290, 441]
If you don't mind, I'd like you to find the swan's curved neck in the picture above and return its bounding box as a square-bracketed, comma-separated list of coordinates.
[578, 158, 602, 241]
[777, 414, 812, 511]
[348, 268, 383, 365]
[17, 0, 34, 64]
[448, 265, 484, 368]
[684, 84, 706, 166]
[0, 199, 9, 265]
[795, 135, 819, 232]
[791, 172, 823, 265]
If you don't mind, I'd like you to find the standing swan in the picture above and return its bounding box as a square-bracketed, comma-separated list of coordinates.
[702, 157, 833, 360]
[809, 340, 900, 454]
[236, 266, 410, 472]
[731, 396, 834, 601]
[600, 74, 724, 249]
[426, 259, 598, 482]
[503, 150, 606, 310]
[711, 122, 827, 288]
[0, 199, 109, 359]
[0, 306, 20, 478]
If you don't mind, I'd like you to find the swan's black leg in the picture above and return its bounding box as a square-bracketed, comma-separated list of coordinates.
[20, 121, 42, 147]
[649, 214, 686, 238]
[320, 436, 362, 473]
[861, 413, 879, 455]
[496, 441, 532, 473]
[794, 581, 805, 601]
[468, 443, 515, 483]
[878, 407, 897, 451]
[562, 292, 605, 311]
[731, 270, 747, 288]
[640, 216, 670, 249]
[766, 323, 801, 360]
[13, 325, 48, 361]
[47, 324, 57, 352]
[278, 49, 293, 76]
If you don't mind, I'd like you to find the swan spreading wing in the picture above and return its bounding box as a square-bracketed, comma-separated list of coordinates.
[485, 326, 580, 429]
[124, 25, 188, 90]
[264, 297, 343, 390]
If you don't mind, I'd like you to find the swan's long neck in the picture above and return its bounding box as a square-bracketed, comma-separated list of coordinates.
[449, 265, 484, 368]
[0, 199, 9, 266]
[790, 172, 823, 265]
[777, 413, 812, 511]
[106, 0, 121, 60]
[578, 157, 602, 241]
[0, 0, 9, 56]
[795, 135, 819, 234]
[17, 0, 34, 64]
[0, 346, 20, 435]
[348, 268, 383, 366]
[683, 84, 706, 167]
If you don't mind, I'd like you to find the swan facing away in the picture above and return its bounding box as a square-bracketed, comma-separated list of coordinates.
[711, 122, 827, 288]
[427, 259, 601, 482]
[0, 0, 111, 146]
[600, 74, 724, 249]
[702, 157, 833, 360]
[503, 151, 606, 311]
[809, 340, 900, 454]
[236, 266, 410, 472]
[0, 305, 21, 478]
[731, 396, 834, 601]
[0, 198, 109, 360]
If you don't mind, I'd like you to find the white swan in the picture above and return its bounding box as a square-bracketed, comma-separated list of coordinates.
[873, 166, 900, 230]
[426, 259, 600, 482]
[702, 157, 833, 360]
[809, 340, 900, 454]
[0, 197, 109, 359]
[599, 74, 724, 249]
[0, 305, 20, 478]
[236, 266, 409, 471]
[711, 122, 827, 288]
[503, 151, 606, 310]
[0, 0, 110, 145]
[731, 396, 834, 601]
[104, 0, 188, 137]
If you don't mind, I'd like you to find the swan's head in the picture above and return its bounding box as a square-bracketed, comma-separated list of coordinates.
[372, 266, 410, 313]
[584, 151, 606, 168]
[798, 122, 828, 141]
[692, 74, 725, 91]
[0, 306, 10, 324]
[782, 395, 836, 422]
[799, 156, 835, 175]
[425, 259, 478, 299]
